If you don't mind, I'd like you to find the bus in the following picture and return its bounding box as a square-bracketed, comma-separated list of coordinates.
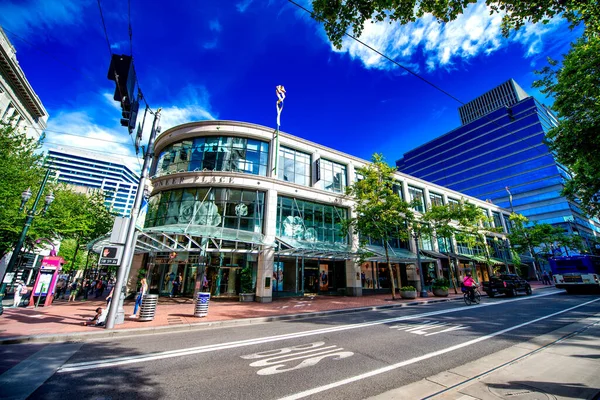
[549, 255, 600, 293]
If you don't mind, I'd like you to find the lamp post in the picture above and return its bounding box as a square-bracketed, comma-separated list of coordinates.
[412, 224, 428, 298]
[0, 168, 54, 313]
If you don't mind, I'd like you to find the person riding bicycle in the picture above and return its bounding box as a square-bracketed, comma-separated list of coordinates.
[462, 273, 479, 301]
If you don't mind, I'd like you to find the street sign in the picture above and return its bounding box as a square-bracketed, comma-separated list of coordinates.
[99, 245, 124, 266]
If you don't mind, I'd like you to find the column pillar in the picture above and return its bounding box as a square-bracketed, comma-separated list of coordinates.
[256, 188, 278, 303]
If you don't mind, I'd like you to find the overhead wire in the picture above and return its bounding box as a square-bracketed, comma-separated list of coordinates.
[286, 0, 554, 201]
[97, 0, 113, 57]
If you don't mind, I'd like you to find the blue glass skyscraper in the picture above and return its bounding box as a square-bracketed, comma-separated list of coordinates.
[397, 79, 599, 244]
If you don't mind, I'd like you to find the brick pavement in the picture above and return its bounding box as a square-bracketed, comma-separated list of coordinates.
[0, 282, 554, 341]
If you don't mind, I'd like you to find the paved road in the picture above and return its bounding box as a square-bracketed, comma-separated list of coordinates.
[1, 290, 599, 400]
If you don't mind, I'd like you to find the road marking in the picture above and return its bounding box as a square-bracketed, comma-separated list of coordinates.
[57, 290, 564, 373]
[277, 297, 600, 400]
[241, 342, 354, 375]
[391, 320, 468, 336]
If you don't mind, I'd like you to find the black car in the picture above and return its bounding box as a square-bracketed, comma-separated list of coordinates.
[482, 274, 532, 297]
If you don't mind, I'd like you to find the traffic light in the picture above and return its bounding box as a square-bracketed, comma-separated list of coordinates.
[108, 54, 139, 134]
[120, 97, 139, 134]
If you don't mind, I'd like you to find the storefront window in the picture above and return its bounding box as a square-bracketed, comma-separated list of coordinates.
[279, 147, 311, 186]
[276, 196, 347, 245]
[145, 187, 265, 233]
[154, 136, 269, 177]
[316, 158, 347, 193]
[408, 186, 425, 212]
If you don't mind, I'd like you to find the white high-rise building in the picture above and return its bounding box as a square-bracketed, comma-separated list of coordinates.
[46, 147, 139, 217]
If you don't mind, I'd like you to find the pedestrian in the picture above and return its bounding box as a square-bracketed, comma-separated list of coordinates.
[106, 286, 114, 307]
[82, 307, 107, 326]
[55, 278, 65, 300]
[13, 280, 27, 307]
[68, 280, 80, 302]
[82, 280, 90, 300]
[542, 271, 550, 285]
[130, 278, 148, 318]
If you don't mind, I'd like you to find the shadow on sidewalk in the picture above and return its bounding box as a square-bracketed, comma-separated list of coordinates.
[485, 381, 598, 399]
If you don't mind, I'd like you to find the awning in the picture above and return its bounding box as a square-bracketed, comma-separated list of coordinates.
[366, 245, 436, 263]
[274, 237, 355, 260]
[443, 252, 474, 263]
[458, 253, 507, 265]
[420, 249, 447, 259]
[88, 224, 274, 255]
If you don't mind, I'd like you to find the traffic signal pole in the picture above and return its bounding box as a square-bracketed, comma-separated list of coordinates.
[105, 109, 161, 329]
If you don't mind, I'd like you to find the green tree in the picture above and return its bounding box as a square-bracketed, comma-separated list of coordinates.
[311, 0, 599, 49]
[534, 36, 600, 217]
[0, 121, 44, 259]
[344, 154, 414, 299]
[420, 204, 461, 293]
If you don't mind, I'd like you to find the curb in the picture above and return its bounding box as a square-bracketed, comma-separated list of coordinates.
[0, 296, 464, 345]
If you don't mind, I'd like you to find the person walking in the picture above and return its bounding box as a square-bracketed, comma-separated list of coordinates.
[82, 280, 90, 300]
[542, 271, 551, 285]
[68, 280, 80, 302]
[130, 278, 148, 318]
[13, 280, 27, 308]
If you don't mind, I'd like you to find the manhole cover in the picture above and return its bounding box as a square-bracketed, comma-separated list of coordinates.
[489, 384, 555, 399]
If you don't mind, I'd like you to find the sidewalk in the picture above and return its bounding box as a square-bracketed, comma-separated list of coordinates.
[373, 312, 600, 400]
[0, 282, 555, 344]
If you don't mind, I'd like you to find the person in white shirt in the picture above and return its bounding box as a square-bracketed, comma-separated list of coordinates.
[13, 280, 26, 307]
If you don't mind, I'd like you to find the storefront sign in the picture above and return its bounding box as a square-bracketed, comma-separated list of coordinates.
[2, 272, 15, 284]
[154, 175, 235, 189]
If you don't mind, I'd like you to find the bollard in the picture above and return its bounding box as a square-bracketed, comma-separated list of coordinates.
[194, 292, 210, 317]
[139, 294, 159, 322]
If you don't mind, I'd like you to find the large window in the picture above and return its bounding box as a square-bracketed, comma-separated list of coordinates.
[276, 196, 347, 245]
[492, 211, 504, 231]
[279, 147, 311, 186]
[429, 192, 443, 207]
[447, 198, 460, 210]
[145, 187, 265, 233]
[155, 136, 269, 177]
[408, 186, 425, 212]
[316, 159, 347, 193]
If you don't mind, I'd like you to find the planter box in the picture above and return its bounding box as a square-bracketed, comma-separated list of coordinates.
[400, 290, 417, 299]
[433, 288, 449, 297]
[239, 293, 255, 302]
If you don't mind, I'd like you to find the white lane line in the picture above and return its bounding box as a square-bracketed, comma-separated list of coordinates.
[57, 291, 563, 373]
[277, 297, 600, 400]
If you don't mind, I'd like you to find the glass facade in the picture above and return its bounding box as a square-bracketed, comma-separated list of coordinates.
[145, 187, 265, 233]
[279, 146, 311, 186]
[276, 196, 347, 245]
[155, 136, 269, 177]
[408, 186, 425, 212]
[316, 158, 347, 193]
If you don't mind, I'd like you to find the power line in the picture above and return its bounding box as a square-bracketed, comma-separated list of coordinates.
[286, 0, 466, 106]
[28, 126, 138, 146]
[43, 140, 141, 160]
[97, 0, 113, 57]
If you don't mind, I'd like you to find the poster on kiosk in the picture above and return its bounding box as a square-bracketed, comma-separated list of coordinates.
[29, 256, 65, 307]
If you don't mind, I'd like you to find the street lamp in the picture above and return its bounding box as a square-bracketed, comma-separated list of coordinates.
[0, 168, 54, 314]
[412, 223, 428, 298]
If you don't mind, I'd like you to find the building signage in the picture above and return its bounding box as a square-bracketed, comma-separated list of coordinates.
[154, 175, 235, 189]
[99, 245, 124, 266]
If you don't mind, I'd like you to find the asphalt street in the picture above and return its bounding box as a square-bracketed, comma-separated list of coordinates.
[2, 290, 599, 400]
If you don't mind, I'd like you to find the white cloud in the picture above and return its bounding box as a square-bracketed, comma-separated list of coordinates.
[43, 86, 217, 173]
[203, 40, 218, 49]
[236, 0, 253, 13]
[209, 19, 222, 32]
[327, 0, 564, 72]
[0, 0, 85, 38]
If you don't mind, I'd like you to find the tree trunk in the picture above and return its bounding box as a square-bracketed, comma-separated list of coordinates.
[384, 244, 396, 300]
[448, 255, 458, 294]
[395, 264, 402, 291]
[71, 238, 81, 274]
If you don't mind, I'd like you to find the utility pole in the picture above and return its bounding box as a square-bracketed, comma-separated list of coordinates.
[105, 109, 161, 329]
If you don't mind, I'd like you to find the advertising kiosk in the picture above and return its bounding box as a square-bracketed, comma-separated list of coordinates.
[28, 256, 65, 307]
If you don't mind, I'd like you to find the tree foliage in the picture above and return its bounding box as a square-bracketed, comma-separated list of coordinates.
[311, 0, 599, 49]
[534, 36, 600, 217]
[344, 154, 414, 299]
[0, 122, 115, 265]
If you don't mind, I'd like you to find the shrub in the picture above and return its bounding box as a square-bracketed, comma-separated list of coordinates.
[400, 286, 416, 292]
[240, 265, 254, 293]
[432, 278, 449, 290]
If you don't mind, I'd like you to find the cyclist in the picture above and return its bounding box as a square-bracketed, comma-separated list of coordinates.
[462, 272, 479, 301]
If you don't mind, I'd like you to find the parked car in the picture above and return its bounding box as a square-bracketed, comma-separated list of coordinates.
[482, 274, 532, 298]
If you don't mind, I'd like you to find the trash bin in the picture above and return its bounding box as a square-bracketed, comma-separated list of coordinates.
[194, 292, 210, 317]
[139, 294, 159, 322]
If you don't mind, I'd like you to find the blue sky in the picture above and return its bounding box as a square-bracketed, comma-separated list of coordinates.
[0, 0, 579, 172]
